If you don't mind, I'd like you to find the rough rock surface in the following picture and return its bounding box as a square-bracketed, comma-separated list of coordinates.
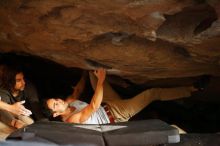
[0, 0, 220, 83]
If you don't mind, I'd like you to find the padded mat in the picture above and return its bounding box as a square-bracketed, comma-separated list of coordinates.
[4, 119, 179, 146]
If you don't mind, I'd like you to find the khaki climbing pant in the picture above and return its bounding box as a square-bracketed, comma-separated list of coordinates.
[89, 72, 192, 122]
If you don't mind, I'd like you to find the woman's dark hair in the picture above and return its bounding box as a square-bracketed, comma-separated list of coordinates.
[0, 64, 23, 93]
[42, 98, 53, 117]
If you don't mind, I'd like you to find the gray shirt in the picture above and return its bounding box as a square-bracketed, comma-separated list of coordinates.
[68, 100, 110, 124]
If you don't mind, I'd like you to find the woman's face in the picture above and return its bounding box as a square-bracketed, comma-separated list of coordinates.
[47, 98, 66, 113]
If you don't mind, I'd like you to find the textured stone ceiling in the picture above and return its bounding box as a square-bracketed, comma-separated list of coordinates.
[0, 0, 220, 83]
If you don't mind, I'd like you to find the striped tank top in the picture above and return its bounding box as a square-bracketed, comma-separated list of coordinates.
[69, 100, 110, 124]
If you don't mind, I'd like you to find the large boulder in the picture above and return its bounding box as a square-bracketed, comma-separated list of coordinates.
[0, 0, 220, 83]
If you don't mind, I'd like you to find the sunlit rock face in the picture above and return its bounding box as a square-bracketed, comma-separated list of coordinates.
[0, 0, 220, 83]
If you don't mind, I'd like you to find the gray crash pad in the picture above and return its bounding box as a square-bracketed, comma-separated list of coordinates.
[3, 119, 179, 146]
